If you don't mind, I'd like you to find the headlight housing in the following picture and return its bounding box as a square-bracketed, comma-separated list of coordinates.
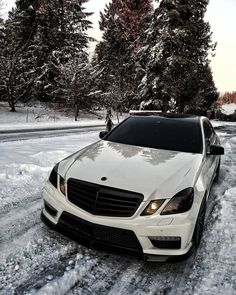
[161, 188, 194, 215]
[141, 200, 165, 216]
[49, 163, 59, 188]
[59, 176, 66, 196]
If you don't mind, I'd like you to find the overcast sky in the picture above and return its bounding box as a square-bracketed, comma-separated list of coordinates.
[3, 0, 236, 93]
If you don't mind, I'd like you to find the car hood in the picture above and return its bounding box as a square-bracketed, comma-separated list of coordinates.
[58, 140, 203, 201]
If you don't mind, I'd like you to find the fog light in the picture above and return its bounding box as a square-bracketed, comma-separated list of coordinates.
[149, 236, 181, 249]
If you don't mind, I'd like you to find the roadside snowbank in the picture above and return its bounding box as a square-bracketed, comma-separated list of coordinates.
[211, 120, 236, 128]
[220, 103, 236, 115]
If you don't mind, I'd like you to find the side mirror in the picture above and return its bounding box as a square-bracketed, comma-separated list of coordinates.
[99, 131, 108, 139]
[208, 145, 224, 156]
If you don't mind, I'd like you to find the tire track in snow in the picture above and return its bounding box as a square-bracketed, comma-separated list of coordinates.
[109, 261, 179, 295]
[15, 251, 91, 294]
[33, 257, 97, 295]
[0, 222, 42, 262]
[106, 261, 143, 295]
[68, 255, 142, 295]
[0, 193, 42, 219]
[0, 197, 41, 225]
[0, 225, 83, 294]
[68, 256, 188, 295]
[0, 198, 42, 242]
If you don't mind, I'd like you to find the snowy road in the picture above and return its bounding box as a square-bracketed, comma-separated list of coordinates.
[0, 125, 236, 295]
[0, 125, 105, 142]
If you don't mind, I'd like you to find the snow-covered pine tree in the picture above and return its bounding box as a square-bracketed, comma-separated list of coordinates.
[138, 0, 218, 114]
[94, 0, 153, 112]
[0, 0, 4, 46]
[0, 0, 4, 18]
[0, 1, 4, 100]
[0, 0, 38, 111]
[56, 53, 95, 117]
[34, 0, 93, 105]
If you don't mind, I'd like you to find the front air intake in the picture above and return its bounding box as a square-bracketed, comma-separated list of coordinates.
[149, 236, 181, 249]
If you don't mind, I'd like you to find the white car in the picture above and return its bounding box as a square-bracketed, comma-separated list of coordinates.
[41, 112, 224, 261]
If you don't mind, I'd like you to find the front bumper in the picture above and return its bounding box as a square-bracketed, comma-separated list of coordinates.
[42, 182, 198, 261]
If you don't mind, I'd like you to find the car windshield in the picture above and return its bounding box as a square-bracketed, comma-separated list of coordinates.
[105, 116, 203, 154]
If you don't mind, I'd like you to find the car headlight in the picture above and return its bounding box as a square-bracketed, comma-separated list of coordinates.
[59, 176, 66, 196]
[141, 200, 165, 216]
[49, 163, 59, 188]
[161, 188, 194, 215]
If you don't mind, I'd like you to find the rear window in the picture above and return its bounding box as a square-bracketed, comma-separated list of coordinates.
[105, 116, 203, 153]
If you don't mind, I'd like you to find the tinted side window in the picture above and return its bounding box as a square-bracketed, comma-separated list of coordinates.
[208, 121, 216, 142]
[203, 120, 215, 149]
[203, 122, 211, 140]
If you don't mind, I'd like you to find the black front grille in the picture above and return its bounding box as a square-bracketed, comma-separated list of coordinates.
[67, 179, 144, 217]
[59, 212, 142, 252]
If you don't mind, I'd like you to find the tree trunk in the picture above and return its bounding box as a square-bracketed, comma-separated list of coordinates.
[178, 99, 185, 113]
[116, 111, 120, 123]
[10, 105, 16, 112]
[75, 105, 78, 121]
[162, 99, 168, 113]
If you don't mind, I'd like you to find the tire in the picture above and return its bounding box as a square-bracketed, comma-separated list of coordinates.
[214, 157, 221, 182]
[214, 159, 221, 182]
[193, 197, 206, 249]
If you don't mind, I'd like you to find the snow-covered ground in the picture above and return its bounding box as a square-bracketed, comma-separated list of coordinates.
[0, 102, 126, 131]
[0, 123, 236, 294]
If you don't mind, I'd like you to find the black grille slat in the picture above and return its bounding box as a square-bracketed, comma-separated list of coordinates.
[96, 200, 136, 209]
[99, 189, 141, 200]
[70, 190, 95, 200]
[69, 197, 95, 211]
[95, 209, 134, 217]
[98, 195, 139, 205]
[67, 179, 143, 217]
[69, 182, 97, 193]
[68, 192, 96, 205]
[68, 195, 96, 213]
[69, 186, 97, 199]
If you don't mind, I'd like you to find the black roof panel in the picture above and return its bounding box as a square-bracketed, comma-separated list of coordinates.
[130, 111, 201, 124]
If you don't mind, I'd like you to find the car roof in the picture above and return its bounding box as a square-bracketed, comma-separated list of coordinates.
[129, 111, 202, 124]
